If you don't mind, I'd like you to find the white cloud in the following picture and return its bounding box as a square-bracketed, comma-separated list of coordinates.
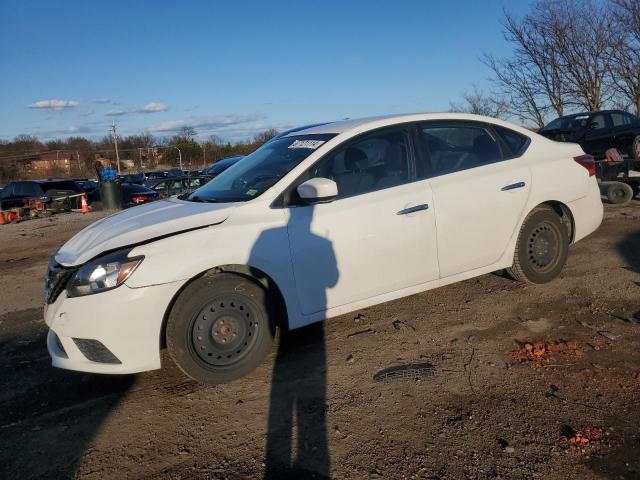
[148, 113, 267, 133]
[105, 109, 128, 116]
[138, 102, 168, 113]
[92, 98, 113, 104]
[28, 99, 79, 110]
[103, 101, 169, 116]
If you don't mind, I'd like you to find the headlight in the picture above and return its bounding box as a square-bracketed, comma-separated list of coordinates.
[66, 250, 144, 298]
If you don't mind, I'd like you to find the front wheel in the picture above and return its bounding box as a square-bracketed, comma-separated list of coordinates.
[166, 273, 278, 384]
[507, 207, 569, 284]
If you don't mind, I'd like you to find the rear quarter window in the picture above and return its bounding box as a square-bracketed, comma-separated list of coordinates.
[493, 125, 530, 158]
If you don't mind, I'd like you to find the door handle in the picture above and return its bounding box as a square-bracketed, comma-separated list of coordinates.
[397, 204, 429, 215]
[501, 181, 526, 191]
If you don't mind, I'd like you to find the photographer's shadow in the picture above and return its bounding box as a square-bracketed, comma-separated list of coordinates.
[250, 204, 337, 479]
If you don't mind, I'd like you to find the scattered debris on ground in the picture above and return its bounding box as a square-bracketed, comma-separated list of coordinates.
[373, 362, 437, 382]
[511, 339, 581, 368]
[561, 426, 609, 456]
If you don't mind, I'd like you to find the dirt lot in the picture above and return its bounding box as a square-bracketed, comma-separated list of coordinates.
[1, 203, 639, 480]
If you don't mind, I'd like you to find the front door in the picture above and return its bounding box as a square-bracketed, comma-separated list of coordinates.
[286, 126, 440, 315]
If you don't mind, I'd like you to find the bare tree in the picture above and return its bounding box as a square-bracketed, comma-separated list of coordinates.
[482, 54, 550, 127]
[179, 126, 197, 139]
[449, 86, 509, 119]
[542, 0, 620, 111]
[500, 4, 569, 117]
[611, 0, 640, 114]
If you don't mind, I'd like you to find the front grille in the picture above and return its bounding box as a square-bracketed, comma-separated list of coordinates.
[45, 263, 76, 304]
[72, 338, 121, 364]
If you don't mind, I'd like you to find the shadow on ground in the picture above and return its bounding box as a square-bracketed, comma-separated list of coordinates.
[264, 323, 330, 479]
[0, 308, 135, 480]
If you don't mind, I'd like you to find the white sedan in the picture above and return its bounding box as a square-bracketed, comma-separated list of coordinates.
[44, 113, 603, 383]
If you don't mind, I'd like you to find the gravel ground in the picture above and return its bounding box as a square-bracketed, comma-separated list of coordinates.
[0, 203, 639, 480]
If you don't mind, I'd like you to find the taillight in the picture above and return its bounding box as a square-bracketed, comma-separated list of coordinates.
[131, 196, 147, 204]
[574, 154, 595, 177]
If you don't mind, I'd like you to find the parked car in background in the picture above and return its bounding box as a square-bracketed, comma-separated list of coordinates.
[119, 172, 146, 185]
[147, 176, 210, 198]
[539, 110, 640, 160]
[44, 113, 603, 385]
[1, 179, 84, 211]
[120, 183, 160, 208]
[143, 168, 184, 186]
[73, 179, 100, 202]
[205, 156, 243, 177]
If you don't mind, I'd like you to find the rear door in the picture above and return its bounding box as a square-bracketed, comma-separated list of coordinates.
[417, 121, 532, 278]
[610, 111, 639, 157]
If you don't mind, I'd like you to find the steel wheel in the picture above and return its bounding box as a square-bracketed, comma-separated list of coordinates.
[507, 206, 569, 284]
[167, 273, 278, 384]
[190, 296, 260, 367]
[526, 221, 562, 273]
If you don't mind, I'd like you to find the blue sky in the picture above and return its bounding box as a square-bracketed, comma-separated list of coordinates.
[0, 0, 532, 142]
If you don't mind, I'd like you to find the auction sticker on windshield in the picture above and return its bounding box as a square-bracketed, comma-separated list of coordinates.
[288, 139, 325, 149]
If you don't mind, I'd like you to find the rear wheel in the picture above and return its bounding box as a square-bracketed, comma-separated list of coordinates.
[607, 182, 634, 205]
[166, 273, 277, 384]
[507, 207, 569, 284]
[632, 136, 640, 161]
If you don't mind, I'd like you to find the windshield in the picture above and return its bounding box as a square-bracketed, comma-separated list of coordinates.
[188, 133, 336, 202]
[542, 114, 590, 132]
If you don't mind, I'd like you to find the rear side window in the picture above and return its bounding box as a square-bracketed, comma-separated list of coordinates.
[419, 123, 503, 176]
[611, 112, 636, 128]
[493, 125, 529, 158]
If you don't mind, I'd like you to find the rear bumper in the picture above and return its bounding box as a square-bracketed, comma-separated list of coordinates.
[569, 179, 604, 243]
[44, 280, 185, 374]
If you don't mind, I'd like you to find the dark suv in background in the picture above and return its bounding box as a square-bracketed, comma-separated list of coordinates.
[539, 109, 640, 160]
[0, 179, 83, 211]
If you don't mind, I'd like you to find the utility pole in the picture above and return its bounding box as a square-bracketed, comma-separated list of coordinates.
[202, 142, 206, 169]
[110, 121, 121, 174]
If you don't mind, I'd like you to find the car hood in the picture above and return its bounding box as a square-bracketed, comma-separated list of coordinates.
[55, 198, 236, 266]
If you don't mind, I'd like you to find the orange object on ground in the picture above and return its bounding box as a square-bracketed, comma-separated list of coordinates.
[0, 212, 6, 225]
[6, 211, 21, 223]
[81, 194, 91, 214]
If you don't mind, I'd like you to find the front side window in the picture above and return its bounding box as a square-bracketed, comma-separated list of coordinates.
[306, 127, 413, 199]
[189, 134, 335, 203]
[420, 123, 503, 176]
[589, 114, 607, 131]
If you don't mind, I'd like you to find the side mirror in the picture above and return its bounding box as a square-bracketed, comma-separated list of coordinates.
[297, 177, 338, 203]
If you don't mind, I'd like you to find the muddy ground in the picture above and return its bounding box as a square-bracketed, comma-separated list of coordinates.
[0, 202, 639, 480]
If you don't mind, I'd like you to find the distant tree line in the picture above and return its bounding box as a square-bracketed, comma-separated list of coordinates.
[0, 127, 278, 183]
[452, 0, 640, 127]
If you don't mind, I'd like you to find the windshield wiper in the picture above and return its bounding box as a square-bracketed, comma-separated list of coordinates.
[190, 196, 218, 203]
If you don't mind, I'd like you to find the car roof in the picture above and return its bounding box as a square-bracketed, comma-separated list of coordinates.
[11, 178, 77, 184]
[281, 112, 534, 137]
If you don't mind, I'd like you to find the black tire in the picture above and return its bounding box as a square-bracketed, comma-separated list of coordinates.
[166, 273, 277, 384]
[606, 182, 634, 205]
[507, 207, 569, 284]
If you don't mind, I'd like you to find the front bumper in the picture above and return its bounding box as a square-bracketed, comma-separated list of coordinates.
[44, 280, 186, 374]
